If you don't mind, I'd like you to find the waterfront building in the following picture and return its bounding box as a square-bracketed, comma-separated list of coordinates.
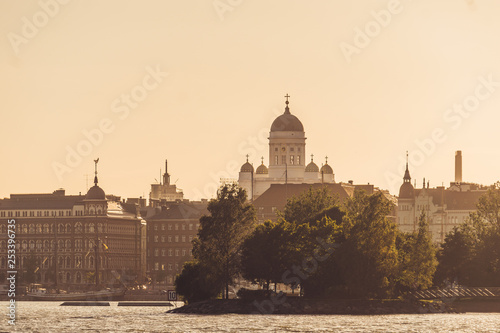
[0, 163, 146, 289]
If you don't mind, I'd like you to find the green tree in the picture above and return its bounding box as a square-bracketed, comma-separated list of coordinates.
[337, 191, 399, 298]
[436, 187, 500, 287]
[280, 186, 337, 224]
[193, 183, 256, 299]
[240, 220, 297, 290]
[402, 212, 437, 290]
[175, 261, 221, 303]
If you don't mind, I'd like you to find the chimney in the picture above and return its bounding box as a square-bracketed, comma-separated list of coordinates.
[455, 151, 462, 183]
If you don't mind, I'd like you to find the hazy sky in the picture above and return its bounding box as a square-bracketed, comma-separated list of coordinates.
[2, 0, 500, 201]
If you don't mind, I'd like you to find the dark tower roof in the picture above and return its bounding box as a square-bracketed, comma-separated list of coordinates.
[86, 158, 106, 200]
[270, 94, 304, 132]
[399, 152, 414, 198]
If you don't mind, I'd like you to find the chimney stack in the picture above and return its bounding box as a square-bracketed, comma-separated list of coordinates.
[455, 150, 462, 183]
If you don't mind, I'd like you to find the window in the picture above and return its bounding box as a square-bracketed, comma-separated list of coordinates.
[154, 236, 158, 243]
[297, 155, 300, 165]
[290, 147, 294, 152]
[22, 211, 27, 217]
[182, 249, 186, 256]
[182, 236, 186, 242]
[161, 236, 165, 243]
[290, 155, 294, 165]
[175, 249, 179, 256]
[161, 249, 166, 256]
[275, 156, 278, 165]
[189, 236, 193, 242]
[274, 147, 278, 152]
[168, 224, 172, 230]
[281, 156, 286, 164]
[168, 249, 173, 256]
[175, 224, 179, 230]
[181, 224, 186, 230]
[154, 249, 159, 257]
[161, 224, 165, 230]
[154, 224, 158, 231]
[168, 236, 172, 242]
[168, 264, 172, 271]
[189, 224, 193, 230]
[175, 236, 179, 242]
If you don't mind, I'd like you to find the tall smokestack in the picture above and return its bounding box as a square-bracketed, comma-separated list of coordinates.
[455, 151, 462, 183]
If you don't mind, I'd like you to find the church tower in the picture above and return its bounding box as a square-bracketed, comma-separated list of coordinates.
[268, 94, 306, 181]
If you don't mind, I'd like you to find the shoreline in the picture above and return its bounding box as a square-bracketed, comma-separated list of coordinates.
[167, 298, 461, 315]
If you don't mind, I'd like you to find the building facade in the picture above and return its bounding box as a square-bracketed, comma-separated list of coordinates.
[0, 177, 146, 289]
[145, 200, 208, 288]
[397, 151, 490, 243]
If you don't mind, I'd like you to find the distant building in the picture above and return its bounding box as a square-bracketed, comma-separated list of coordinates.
[0, 164, 146, 289]
[238, 95, 335, 200]
[397, 151, 491, 243]
[149, 160, 184, 204]
[145, 200, 208, 288]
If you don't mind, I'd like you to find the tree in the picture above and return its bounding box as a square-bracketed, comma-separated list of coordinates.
[240, 220, 296, 290]
[436, 187, 500, 287]
[175, 261, 221, 304]
[337, 190, 399, 298]
[402, 212, 437, 290]
[192, 183, 256, 299]
[280, 186, 337, 225]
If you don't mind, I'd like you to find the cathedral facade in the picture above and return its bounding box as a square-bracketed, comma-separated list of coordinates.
[238, 96, 334, 200]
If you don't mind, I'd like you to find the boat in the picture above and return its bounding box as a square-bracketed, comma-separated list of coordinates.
[27, 284, 126, 301]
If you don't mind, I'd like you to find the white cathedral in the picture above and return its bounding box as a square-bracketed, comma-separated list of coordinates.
[238, 95, 334, 200]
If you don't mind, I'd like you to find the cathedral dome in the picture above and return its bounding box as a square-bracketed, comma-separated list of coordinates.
[320, 163, 333, 175]
[86, 185, 106, 200]
[270, 98, 304, 132]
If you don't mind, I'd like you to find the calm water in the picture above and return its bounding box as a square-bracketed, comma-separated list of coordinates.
[1, 302, 500, 332]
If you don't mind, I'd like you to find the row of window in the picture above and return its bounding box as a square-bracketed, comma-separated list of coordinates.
[0, 210, 74, 218]
[153, 235, 193, 243]
[0, 222, 106, 235]
[0, 239, 107, 252]
[150, 223, 199, 231]
[273, 155, 302, 166]
[153, 262, 181, 272]
[152, 248, 191, 257]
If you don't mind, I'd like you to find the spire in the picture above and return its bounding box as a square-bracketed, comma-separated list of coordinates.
[403, 151, 411, 182]
[163, 159, 170, 185]
[311, 154, 314, 162]
[284, 93, 291, 114]
[246, 154, 249, 162]
[261, 156, 264, 165]
[325, 156, 329, 164]
[93, 158, 99, 186]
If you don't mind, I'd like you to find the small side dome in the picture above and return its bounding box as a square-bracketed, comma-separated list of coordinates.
[305, 161, 319, 173]
[86, 185, 106, 200]
[399, 182, 415, 198]
[256, 159, 268, 174]
[240, 156, 254, 173]
[320, 163, 333, 175]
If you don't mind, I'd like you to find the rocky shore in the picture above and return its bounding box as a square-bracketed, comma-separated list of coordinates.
[167, 297, 460, 315]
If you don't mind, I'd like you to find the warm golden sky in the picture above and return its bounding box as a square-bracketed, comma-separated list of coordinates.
[1, 0, 500, 200]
